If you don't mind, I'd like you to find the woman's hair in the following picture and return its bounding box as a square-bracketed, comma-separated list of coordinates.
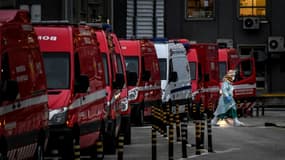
[223, 70, 236, 82]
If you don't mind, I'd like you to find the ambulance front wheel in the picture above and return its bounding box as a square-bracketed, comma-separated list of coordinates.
[33, 129, 46, 160]
[135, 107, 144, 126]
[0, 136, 8, 160]
[122, 116, 131, 145]
[104, 120, 116, 154]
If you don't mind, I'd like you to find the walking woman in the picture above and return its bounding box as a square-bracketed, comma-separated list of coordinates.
[211, 70, 245, 126]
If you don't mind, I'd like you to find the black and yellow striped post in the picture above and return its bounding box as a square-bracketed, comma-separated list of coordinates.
[181, 103, 188, 158]
[175, 104, 181, 142]
[96, 139, 104, 160]
[158, 106, 164, 135]
[163, 103, 168, 137]
[168, 104, 174, 160]
[199, 104, 205, 150]
[73, 139, 80, 160]
[206, 115, 213, 152]
[166, 102, 171, 136]
[151, 106, 157, 160]
[152, 125, 157, 160]
[195, 120, 201, 155]
[117, 133, 124, 160]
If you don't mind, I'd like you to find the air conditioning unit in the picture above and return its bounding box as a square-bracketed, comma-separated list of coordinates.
[243, 17, 260, 30]
[268, 36, 285, 52]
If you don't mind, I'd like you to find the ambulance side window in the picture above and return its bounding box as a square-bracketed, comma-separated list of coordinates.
[141, 57, 151, 81]
[101, 54, 109, 86]
[169, 59, 173, 74]
[110, 54, 115, 82]
[74, 53, 81, 92]
[0, 53, 18, 101]
[241, 60, 252, 77]
[0, 53, 10, 101]
[189, 62, 196, 80]
[198, 63, 202, 81]
[219, 62, 227, 81]
[1, 53, 10, 81]
[169, 59, 173, 80]
[141, 57, 146, 74]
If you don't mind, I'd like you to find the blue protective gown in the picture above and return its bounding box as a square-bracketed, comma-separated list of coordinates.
[214, 80, 237, 118]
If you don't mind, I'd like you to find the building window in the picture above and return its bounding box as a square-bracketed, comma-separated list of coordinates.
[239, 0, 266, 17]
[20, 4, 41, 22]
[186, 0, 214, 19]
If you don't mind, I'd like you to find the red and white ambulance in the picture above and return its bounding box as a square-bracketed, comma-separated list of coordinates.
[186, 42, 220, 117]
[35, 24, 106, 159]
[218, 48, 256, 116]
[120, 39, 162, 126]
[93, 24, 125, 152]
[109, 33, 133, 145]
[0, 10, 49, 159]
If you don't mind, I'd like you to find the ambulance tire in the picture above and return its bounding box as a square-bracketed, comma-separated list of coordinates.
[0, 136, 8, 160]
[135, 108, 144, 126]
[60, 131, 75, 160]
[104, 120, 116, 154]
[123, 117, 131, 145]
[34, 143, 44, 160]
[91, 133, 104, 159]
[33, 130, 45, 160]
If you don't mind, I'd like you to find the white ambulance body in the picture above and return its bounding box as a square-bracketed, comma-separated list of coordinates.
[154, 41, 191, 113]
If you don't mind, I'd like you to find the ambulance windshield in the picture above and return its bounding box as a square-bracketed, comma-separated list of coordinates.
[219, 62, 227, 81]
[43, 53, 70, 89]
[124, 56, 139, 77]
[158, 58, 167, 80]
[189, 62, 196, 80]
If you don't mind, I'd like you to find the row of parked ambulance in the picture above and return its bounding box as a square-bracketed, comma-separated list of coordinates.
[0, 10, 256, 160]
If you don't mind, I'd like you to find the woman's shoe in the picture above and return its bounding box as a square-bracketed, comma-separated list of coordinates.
[233, 118, 245, 126]
[211, 117, 219, 126]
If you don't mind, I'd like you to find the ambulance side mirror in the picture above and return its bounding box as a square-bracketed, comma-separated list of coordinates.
[0, 80, 19, 102]
[142, 70, 151, 81]
[127, 71, 138, 86]
[75, 75, 89, 93]
[114, 73, 125, 89]
[169, 71, 178, 82]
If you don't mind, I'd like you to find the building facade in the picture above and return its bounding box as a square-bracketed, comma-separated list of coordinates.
[2, 0, 284, 98]
[164, 0, 285, 97]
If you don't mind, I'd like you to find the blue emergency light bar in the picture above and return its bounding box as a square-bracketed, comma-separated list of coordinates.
[151, 37, 168, 43]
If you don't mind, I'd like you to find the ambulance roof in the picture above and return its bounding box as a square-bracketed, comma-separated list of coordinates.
[120, 40, 141, 56]
[34, 26, 73, 52]
[154, 42, 186, 59]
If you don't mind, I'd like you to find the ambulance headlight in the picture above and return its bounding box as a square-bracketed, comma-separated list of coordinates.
[120, 97, 129, 112]
[49, 107, 68, 125]
[128, 88, 138, 101]
[161, 89, 166, 101]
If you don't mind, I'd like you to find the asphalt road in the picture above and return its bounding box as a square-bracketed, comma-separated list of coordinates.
[104, 110, 285, 160]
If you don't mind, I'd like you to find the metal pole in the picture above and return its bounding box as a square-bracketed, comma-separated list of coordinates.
[175, 104, 181, 142]
[207, 117, 213, 152]
[195, 120, 201, 155]
[168, 105, 174, 160]
[96, 138, 104, 160]
[181, 108, 188, 158]
[117, 133, 124, 160]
